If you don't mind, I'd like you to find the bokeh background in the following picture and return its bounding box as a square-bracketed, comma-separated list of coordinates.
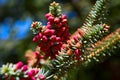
[0, 0, 120, 80]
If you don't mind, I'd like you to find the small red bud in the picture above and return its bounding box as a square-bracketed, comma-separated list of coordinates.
[44, 29, 55, 35]
[48, 16, 54, 22]
[21, 65, 28, 72]
[38, 33, 42, 38]
[46, 24, 52, 29]
[55, 37, 61, 41]
[62, 19, 68, 24]
[38, 74, 46, 80]
[75, 49, 82, 60]
[45, 13, 52, 18]
[50, 35, 57, 41]
[57, 22, 62, 28]
[27, 69, 35, 77]
[73, 36, 79, 42]
[16, 61, 23, 70]
[33, 35, 39, 42]
[54, 17, 60, 23]
[62, 14, 67, 19]
[42, 36, 48, 42]
[47, 21, 51, 25]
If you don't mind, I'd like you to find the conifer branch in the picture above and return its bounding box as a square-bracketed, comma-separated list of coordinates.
[1, 1, 120, 80]
[83, 28, 120, 63]
[81, 24, 110, 54]
[82, 0, 108, 28]
[47, 28, 120, 80]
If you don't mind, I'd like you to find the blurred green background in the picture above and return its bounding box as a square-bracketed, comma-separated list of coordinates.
[0, 0, 120, 80]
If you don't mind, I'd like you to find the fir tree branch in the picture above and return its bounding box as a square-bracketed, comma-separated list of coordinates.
[82, 0, 108, 28]
[46, 28, 120, 80]
[46, 23, 110, 79]
[81, 24, 110, 54]
[83, 28, 120, 63]
[1, 1, 119, 80]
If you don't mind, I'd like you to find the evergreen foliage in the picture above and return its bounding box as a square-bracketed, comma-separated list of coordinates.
[0, 0, 120, 80]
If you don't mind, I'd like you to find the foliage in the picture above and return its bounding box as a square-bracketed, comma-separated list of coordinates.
[0, 0, 120, 80]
